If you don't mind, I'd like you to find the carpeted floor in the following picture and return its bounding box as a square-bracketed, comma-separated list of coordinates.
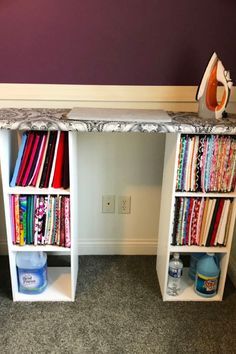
[0, 256, 236, 354]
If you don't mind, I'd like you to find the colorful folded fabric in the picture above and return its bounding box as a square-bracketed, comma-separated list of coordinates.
[172, 197, 232, 247]
[11, 194, 71, 248]
[176, 135, 236, 192]
[10, 131, 70, 189]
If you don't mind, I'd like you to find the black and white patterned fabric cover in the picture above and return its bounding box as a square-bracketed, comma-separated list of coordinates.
[0, 108, 235, 134]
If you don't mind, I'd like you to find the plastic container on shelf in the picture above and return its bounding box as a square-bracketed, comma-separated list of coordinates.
[16, 252, 48, 294]
[167, 253, 183, 296]
[194, 253, 220, 297]
[188, 253, 205, 280]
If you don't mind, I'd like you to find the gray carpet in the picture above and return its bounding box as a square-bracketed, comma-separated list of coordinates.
[0, 256, 236, 354]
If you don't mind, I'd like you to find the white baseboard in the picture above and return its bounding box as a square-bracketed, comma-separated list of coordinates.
[228, 256, 236, 287]
[78, 240, 157, 255]
[0, 239, 157, 256]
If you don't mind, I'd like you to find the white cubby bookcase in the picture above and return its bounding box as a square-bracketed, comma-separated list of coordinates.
[157, 133, 236, 301]
[0, 130, 79, 301]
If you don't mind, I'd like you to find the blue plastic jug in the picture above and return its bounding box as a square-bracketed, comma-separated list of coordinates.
[194, 253, 220, 297]
[16, 252, 47, 294]
[188, 253, 205, 280]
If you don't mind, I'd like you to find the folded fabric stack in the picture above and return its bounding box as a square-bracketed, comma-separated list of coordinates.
[11, 195, 71, 247]
[10, 131, 69, 189]
[176, 135, 236, 192]
[172, 197, 233, 247]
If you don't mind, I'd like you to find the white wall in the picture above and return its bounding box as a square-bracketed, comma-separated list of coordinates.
[77, 132, 165, 254]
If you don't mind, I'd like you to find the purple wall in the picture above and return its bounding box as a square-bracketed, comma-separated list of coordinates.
[0, 0, 235, 85]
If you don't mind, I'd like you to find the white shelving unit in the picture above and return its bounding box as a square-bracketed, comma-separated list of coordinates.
[157, 133, 236, 301]
[0, 130, 79, 302]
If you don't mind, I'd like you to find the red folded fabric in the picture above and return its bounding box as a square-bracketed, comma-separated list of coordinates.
[52, 132, 65, 188]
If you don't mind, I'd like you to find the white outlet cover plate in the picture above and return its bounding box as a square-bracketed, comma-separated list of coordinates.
[118, 196, 131, 214]
[102, 195, 115, 213]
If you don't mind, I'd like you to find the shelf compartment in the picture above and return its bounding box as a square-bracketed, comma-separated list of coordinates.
[11, 245, 71, 253]
[7, 186, 70, 195]
[169, 245, 228, 254]
[164, 268, 222, 302]
[14, 267, 72, 302]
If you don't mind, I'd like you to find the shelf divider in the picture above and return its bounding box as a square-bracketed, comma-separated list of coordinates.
[169, 245, 229, 253]
[175, 192, 236, 198]
[7, 186, 70, 195]
[10, 245, 71, 253]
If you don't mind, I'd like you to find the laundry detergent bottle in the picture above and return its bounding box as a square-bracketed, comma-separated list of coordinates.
[16, 252, 47, 294]
[188, 253, 205, 281]
[194, 253, 220, 297]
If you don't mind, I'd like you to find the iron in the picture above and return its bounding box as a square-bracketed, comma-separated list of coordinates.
[196, 52, 233, 120]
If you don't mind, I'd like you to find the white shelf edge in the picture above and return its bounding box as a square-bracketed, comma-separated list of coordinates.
[10, 245, 71, 253]
[164, 293, 222, 302]
[6, 186, 70, 195]
[14, 267, 73, 302]
[163, 268, 222, 302]
[175, 192, 236, 198]
[169, 245, 229, 254]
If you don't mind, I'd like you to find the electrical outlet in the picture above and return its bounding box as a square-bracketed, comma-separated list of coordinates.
[118, 196, 131, 214]
[102, 195, 115, 213]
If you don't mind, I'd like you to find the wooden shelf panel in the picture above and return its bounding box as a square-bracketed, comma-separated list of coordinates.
[175, 192, 236, 198]
[169, 245, 228, 254]
[10, 245, 71, 253]
[7, 186, 70, 195]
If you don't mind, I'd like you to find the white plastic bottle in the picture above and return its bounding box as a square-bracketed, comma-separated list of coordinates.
[16, 252, 47, 294]
[167, 253, 183, 296]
